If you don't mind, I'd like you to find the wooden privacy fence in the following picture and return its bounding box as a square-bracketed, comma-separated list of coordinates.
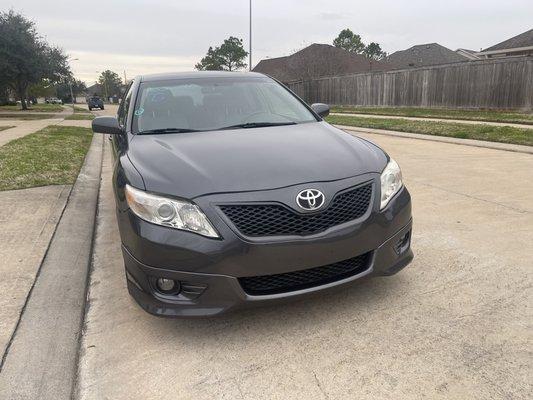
[286, 57, 533, 110]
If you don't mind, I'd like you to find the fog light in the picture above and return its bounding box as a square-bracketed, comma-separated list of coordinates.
[155, 278, 180, 294]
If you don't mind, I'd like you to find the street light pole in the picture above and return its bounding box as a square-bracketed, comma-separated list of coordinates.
[68, 57, 79, 111]
[249, 0, 252, 71]
[69, 81, 75, 110]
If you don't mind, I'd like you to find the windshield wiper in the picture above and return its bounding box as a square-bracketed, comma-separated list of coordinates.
[138, 128, 202, 135]
[218, 121, 297, 130]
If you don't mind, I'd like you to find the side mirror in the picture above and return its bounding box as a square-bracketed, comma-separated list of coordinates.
[92, 116, 122, 135]
[311, 103, 330, 118]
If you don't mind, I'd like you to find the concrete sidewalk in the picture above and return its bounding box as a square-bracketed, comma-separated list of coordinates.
[0, 118, 64, 147]
[331, 112, 533, 129]
[0, 186, 71, 360]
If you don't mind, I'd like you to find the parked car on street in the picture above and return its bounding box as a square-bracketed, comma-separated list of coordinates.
[91, 71, 413, 317]
[45, 97, 63, 104]
[88, 96, 104, 110]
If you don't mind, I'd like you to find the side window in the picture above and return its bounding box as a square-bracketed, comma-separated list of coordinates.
[118, 83, 133, 127]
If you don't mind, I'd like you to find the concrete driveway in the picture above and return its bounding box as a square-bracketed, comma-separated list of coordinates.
[77, 132, 532, 399]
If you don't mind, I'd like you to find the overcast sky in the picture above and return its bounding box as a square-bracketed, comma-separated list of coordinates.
[3, 0, 532, 84]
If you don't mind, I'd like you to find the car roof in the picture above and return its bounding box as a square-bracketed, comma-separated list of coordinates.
[137, 71, 267, 82]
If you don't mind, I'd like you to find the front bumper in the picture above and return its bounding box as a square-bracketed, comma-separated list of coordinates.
[116, 176, 413, 317]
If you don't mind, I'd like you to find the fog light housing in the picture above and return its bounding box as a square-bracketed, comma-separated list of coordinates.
[155, 278, 181, 295]
[394, 231, 411, 255]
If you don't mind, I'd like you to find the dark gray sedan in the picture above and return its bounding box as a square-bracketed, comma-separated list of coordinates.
[91, 71, 413, 317]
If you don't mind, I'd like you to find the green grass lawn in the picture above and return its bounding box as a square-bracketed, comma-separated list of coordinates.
[0, 113, 58, 120]
[65, 113, 95, 120]
[327, 115, 533, 146]
[331, 106, 533, 125]
[0, 125, 93, 191]
[0, 103, 64, 112]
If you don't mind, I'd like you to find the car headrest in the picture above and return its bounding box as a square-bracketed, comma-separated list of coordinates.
[143, 89, 174, 114]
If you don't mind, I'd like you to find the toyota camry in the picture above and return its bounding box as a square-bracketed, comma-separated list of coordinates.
[91, 71, 413, 317]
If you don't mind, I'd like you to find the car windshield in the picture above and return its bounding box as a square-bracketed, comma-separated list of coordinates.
[132, 76, 318, 134]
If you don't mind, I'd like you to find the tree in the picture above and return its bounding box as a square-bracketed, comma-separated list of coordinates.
[196, 36, 248, 71]
[28, 81, 55, 99]
[333, 29, 365, 54]
[195, 46, 223, 71]
[98, 70, 122, 99]
[0, 84, 9, 106]
[0, 11, 70, 109]
[364, 42, 387, 60]
[54, 79, 87, 103]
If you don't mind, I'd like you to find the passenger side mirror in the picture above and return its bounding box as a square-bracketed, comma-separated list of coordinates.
[92, 116, 122, 135]
[311, 103, 330, 118]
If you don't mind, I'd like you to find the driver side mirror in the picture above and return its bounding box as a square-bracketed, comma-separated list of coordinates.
[92, 116, 122, 135]
[311, 103, 330, 118]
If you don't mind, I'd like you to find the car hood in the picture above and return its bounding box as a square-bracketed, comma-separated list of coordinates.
[128, 121, 387, 199]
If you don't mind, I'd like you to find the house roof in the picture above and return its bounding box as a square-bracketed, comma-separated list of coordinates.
[456, 48, 481, 60]
[253, 43, 396, 82]
[387, 43, 469, 68]
[253, 56, 293, 82]
[86, 83, 103, 95]
[139, 71, 265, 82]
[481, 28, 533, 52]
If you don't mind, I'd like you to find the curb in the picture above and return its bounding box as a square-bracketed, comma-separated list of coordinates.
[335, 124, 533, 155]
[0, 133, 104, 399]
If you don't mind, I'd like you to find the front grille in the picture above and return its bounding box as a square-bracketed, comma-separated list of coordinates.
[239, 252, 371, 296]
[219, 182, 373, 237]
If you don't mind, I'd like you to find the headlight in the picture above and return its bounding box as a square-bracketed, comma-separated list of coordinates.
[125, 184, 219, 238]
[380, 158, 403, 210]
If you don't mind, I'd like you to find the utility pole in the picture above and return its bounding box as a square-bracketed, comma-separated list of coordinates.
[69, 81, 75, 109]
[68, 57, 79, 110]
[249, 0, 252, 71]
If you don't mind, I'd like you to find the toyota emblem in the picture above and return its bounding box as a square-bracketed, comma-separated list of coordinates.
[296, 189, 325, 211]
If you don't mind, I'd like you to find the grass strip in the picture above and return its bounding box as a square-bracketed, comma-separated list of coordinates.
[0, 103, 64, 112]
[0, 126, 14, 132]
[0, 125, 93, 191]
[65, 113, 95, 120]
[327, 115, 533, 147]
[0, 114, 57, 120]
[331, 106, 533, 125]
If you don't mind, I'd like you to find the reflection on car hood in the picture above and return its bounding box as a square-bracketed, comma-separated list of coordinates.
[128, 121, 387, 199]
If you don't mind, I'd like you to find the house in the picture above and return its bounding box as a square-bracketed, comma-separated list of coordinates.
[386, 43, 469, 69]
[477, 28, 533, 58]
[86, 83, 104, 97]
[456, 48, 481, 60]
[253, 43, 396, 83]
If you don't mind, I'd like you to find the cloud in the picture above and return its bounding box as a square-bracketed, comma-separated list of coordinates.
[317, 12, 348, 21]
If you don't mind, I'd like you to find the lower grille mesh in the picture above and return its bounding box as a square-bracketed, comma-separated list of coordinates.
[239, 252, 371, 296]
